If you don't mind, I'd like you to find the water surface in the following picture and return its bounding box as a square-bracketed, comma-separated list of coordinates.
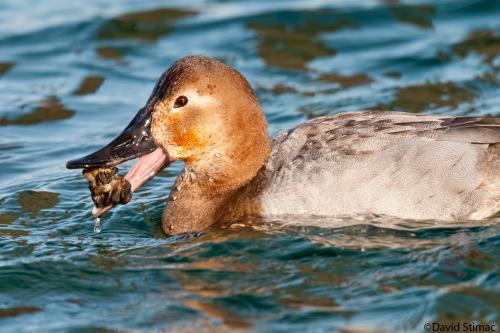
[0, 0, 499, 332]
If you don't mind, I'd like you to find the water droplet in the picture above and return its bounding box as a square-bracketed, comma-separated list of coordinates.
[172, 195, 177, 201]
[175, 185, 182, 191]
[94, 217, 101, 233]
[208, 177, 214, 183]
[215, 153, 222, 158]
[169, 225, 173, 230]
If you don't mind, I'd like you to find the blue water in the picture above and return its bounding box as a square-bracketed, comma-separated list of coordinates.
[0, 0, 499, 332]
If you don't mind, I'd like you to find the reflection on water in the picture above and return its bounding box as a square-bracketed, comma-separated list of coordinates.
[382, 81, 477, 113]
[248, 10, 357, 70]
[96, 46, 124, 60]
[97, 8, 196, 42]
[0, 307, 41, 319]
[319, 72, 374, 88]
[385, 1, 435, 29]
[0, 62, 15, 76]
[73, 75, 105, 96]
[0, 96, 74, 126]
[453, 30, 500, 64]
[17, 190, 59, 218]
[0, 0, 499, 332]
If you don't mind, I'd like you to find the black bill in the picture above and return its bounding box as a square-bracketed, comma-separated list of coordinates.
[66, 107, 157, 169]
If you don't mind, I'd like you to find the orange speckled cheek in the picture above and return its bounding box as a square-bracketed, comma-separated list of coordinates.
[173, 129, 205, 151]
[152, 109, 209, 162]
[171, 113, 208, 159]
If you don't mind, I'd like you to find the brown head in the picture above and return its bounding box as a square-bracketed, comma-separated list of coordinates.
[150, 56, 271, 190]
[67, 56, 271, 234]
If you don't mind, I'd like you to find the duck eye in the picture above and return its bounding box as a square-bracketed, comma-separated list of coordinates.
[174, 96, 188, 108]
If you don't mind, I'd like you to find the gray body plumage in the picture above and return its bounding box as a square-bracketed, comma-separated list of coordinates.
[252, 111, 499, 220]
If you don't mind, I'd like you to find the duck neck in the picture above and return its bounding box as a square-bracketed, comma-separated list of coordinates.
[161, 169, 228, 235]
[162, 137, 271, 235]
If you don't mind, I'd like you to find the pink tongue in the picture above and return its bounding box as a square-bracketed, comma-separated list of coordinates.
[92, 148, 169, 218]
[125, 148, 169, 192]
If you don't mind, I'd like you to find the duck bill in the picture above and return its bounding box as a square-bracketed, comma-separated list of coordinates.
[66, 107, 171, 217]
[66, 107, 159, 169]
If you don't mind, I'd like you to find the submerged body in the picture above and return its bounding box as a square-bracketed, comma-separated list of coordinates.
[67, 56, 500, 235]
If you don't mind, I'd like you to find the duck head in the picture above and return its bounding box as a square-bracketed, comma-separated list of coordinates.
[67, 56, 271, 234]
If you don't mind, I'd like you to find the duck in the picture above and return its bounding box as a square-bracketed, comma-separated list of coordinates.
[67, 55, 500, 235]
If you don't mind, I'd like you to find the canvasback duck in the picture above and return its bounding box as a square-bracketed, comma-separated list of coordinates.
[67, 55, 500, 235]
